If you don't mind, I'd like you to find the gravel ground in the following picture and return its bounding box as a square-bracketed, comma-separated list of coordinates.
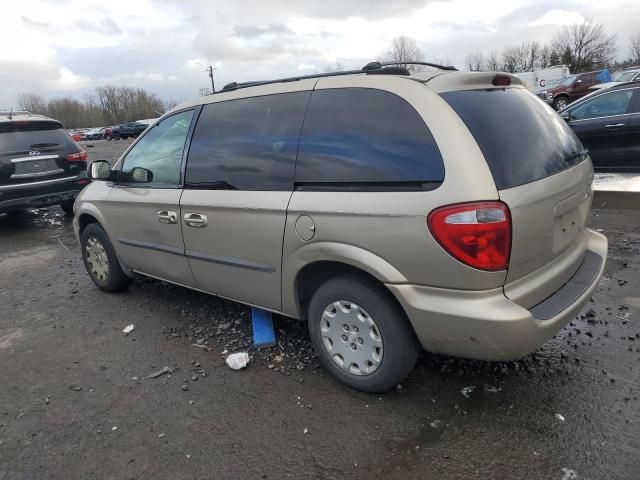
[0, 139, 638, 480]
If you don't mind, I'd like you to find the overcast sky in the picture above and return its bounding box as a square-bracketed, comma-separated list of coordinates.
[1, 0, 638, 108]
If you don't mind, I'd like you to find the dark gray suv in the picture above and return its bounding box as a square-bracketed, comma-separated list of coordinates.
[0, 111, 89, 214]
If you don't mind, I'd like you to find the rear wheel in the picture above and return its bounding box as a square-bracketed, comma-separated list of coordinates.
[59, 199, 75, 215]
[113, 133, 121, 140]
[308, 274, 419, 393]
[80, 223, 131, 292]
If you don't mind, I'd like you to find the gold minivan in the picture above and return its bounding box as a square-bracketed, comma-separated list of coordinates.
[74, 63, 607, 392]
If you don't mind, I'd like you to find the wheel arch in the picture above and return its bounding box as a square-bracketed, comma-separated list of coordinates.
[283, 242, 409, 319]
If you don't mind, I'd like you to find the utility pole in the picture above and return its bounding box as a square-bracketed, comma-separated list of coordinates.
[207, 65, 217, 94]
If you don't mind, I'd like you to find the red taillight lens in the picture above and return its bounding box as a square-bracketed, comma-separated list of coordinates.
[66, 150, 88, 162]
[427, 201, 511, 271]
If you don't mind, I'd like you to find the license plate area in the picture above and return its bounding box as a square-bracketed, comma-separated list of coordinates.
[553, 198, 589, 253]
[11, 156, 63, 179]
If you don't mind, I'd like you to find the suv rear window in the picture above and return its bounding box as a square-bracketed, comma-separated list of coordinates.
[441, 88, 585, 190]
[0, 121, 76, 152]
[296, 88, 444, 188]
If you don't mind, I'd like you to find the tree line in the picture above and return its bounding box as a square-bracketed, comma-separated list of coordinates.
[383, 21, 639, 75]
[17, 86, 178, 129]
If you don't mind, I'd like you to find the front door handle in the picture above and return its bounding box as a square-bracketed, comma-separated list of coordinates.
[183, 212, 208, 228]
[157, 210, 177, 224]
[604, 123, 625, 128]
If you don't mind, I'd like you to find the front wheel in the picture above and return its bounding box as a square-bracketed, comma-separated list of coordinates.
[113, 133, 121, 140]
[308, 274, 419, 393]
[553, 96, 569, 110]
[80, 223, 132, 292]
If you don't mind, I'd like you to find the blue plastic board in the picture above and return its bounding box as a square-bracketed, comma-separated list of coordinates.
[251, 307, 276, 348]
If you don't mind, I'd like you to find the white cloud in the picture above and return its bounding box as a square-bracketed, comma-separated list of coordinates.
[529, 9, 585, 27]
[0, 0, 637, 107]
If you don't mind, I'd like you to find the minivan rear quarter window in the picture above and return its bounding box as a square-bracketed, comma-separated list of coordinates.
[295, 88, 444, 188]
[441, 88, 585, 190]
[185, 91, 311, 190]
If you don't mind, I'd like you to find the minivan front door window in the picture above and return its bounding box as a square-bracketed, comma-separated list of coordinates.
[120, 110, 194, 186]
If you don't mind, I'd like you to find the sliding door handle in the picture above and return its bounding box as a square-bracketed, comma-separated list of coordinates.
[604, 123, 625, 128]
[157, 210, 177, 224]
[184, 212, 208, 228]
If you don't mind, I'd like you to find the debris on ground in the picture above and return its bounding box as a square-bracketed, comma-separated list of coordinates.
[430, 419, 442, 428]
[122, 324, 135, 335]
[226, 352, 250, 370]
[561, 467, 578, 479]
[555, 413, 566, 422]
[147, 366, 174, 379]
[461, 386, 476, 398]
[68, 385, 82, 392]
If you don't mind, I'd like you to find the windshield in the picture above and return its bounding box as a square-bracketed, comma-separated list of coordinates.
[441, 88, 586, 190]
[613, 71, 637, 82]
[561, 75, 577, 86]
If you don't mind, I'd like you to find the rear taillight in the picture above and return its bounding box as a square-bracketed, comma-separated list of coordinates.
[66, 150, 88, 162]
[427, 201, 511, 271]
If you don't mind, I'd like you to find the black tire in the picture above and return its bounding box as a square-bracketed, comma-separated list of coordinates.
[553, 96, 569, 111]
[80, 223, 132, 292]
[59, 199, 75, 215]
[113, 133, 121, 140]
[308, 274, 419, 393]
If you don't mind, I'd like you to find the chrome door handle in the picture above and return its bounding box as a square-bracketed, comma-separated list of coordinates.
[604, 123, 625, 128]
[157, 210, 177, 224]
[183, 212, 208, 228]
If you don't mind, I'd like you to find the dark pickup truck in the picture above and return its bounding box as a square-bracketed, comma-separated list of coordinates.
[106, 122, 148, 140]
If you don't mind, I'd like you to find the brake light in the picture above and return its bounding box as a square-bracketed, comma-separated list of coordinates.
[66, 150, 88, 162]
[492, 74, 512, 86]
[427, 202, 511, 271]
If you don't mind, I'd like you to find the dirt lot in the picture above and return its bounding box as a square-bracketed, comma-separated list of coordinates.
[0, 140, 639, 479]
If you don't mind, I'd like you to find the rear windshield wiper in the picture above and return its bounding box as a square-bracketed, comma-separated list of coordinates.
[184, 180, 237, 190]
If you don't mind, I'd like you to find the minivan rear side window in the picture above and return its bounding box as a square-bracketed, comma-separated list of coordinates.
[185, 91, 311, 190]
[441, 88, 585, 190]
[295, 88, 444, 188]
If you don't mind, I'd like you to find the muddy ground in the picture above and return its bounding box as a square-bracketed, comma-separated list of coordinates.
[0, 140, 639, 479]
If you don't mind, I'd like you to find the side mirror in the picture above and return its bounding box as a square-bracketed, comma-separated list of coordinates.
[560, 111, 570, 121]
[130, 167, 154, 183]
[89, 160, 112, 180]
[575, 79, 582, 85]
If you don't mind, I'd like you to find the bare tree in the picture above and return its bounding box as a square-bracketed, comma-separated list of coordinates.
[383, 36, 424, 71]
[552, 21, 617, 72]
[485, 50, 500, 71]
[17, 93, 47, 114]
[501, 46, 520, 73]
[630, 32, 640, 65]
[538, 45, 552, 69]
[464, 51, 484, 71]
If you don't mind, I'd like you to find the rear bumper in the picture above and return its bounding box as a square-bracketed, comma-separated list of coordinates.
[0, 173, 89, 212]
[387, 229, 607, 361]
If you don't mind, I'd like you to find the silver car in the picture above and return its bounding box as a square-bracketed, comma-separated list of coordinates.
[74, 62, 607, 392]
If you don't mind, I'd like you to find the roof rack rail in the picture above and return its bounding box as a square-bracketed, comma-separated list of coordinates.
[375, 61, 458, 71]
[0, 109, 32, 119]
[220, 60, 449, 93]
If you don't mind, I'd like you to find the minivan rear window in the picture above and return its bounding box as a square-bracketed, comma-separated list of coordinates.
[0, 122, 76, 152]
[441, 88, 586, 190]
